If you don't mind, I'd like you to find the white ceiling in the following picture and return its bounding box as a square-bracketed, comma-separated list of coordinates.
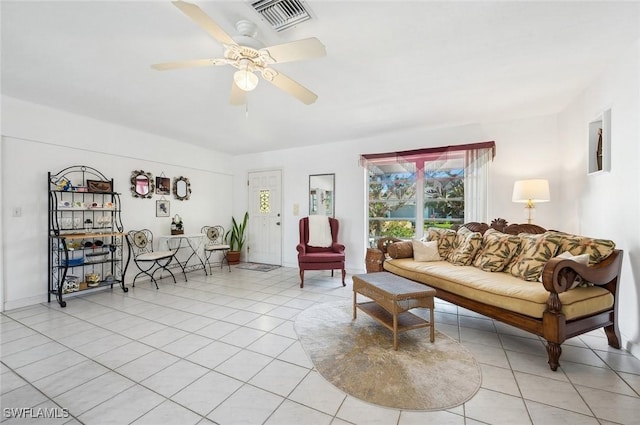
[2, 1, 639, 155]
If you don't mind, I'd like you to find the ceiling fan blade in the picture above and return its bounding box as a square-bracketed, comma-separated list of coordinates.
[172, 0, 236, 46]
[151, 58, 227, 71]
[262, 37, 326, 64]
[264, 70, 318, 105]
[230, 81, 247, 106]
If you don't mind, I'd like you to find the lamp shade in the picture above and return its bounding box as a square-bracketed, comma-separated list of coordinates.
[512, 179, 550, 203]
[233, 69, 259, 92]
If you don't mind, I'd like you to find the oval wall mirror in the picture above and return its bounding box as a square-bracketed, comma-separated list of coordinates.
[130, 170, 154, 199]
[309, 173, 335, 217]
[173, 176, 191, 201]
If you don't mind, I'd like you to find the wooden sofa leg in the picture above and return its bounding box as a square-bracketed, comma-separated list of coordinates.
[604, 324, 621, 349]
[546, 342, 561, 371]
[341, 269, 346, 286]
[299, 270, 304, 288]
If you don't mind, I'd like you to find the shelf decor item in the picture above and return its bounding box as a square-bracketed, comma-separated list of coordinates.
[48, 165, 128, 307]
[87, 180, 113, 193]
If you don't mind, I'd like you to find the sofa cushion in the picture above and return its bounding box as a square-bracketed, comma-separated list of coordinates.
[447, 227, 483, 266]
[426, 227, 457, 259]
[508, 232, 562, 281]
[387, 241, 413, 259]
[473, 228, 521, 272]
[384, 258, 614, 320]
[551, 231, 616, 265]
[412, 239, 441, 262]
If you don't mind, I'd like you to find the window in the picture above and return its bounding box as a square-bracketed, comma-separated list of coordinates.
[368, 163, 417, 240]
[362, 142, 495, 246]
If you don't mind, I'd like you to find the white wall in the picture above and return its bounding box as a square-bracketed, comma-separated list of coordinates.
[232, 114, 562, 273]
[1, 96, 234, 310]
[558, 40, 640, 357]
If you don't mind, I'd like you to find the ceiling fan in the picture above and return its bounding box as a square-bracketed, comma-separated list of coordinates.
[151, 0, 326, 105]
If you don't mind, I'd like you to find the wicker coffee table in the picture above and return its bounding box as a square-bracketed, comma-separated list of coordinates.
[353, 272, 436, 350]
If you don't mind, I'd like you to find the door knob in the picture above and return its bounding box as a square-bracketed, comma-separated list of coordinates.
[276, 222, 281, 225]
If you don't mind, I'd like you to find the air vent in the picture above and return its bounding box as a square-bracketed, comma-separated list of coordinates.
[250, 0, 312, 32]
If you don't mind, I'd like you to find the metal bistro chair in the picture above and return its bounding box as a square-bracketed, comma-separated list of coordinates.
[201, 225, 231, 272]
[125, 229, 177, 289]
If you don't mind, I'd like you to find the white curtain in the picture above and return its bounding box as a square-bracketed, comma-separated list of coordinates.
[464, 148, 492, 223]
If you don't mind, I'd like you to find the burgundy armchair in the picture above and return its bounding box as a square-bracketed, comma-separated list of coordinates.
[296, 217, 346, 288]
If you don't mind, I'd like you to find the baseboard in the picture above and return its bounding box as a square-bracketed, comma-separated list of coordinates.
[2, 284, 130, 312]
[3, 293, 48, 312]
[624, 338, 640, 361]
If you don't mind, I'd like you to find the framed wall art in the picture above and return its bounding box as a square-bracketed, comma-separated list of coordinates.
[156, 176, 170, 195]
[156, 200, 170, 217]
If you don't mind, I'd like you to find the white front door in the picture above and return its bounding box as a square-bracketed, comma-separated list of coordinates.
[247, 170, 282, 265]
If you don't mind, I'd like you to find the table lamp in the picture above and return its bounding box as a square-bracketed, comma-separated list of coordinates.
[512, 179, 550, 224]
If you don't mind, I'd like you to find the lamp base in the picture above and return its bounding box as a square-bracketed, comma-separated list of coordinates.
[524, 205, 535, 224]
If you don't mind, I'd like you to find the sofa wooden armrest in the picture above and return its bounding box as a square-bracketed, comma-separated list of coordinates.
[541, 249, 623, 293]
[540, 249, 623, 369]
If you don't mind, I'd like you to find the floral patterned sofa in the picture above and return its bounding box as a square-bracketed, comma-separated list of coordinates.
[368, 218, 623, 371]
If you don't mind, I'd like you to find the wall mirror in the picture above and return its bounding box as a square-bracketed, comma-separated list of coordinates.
[130, 170, 154, 199]
[173, 176, 191, 201]
[309, 173, 335, 217]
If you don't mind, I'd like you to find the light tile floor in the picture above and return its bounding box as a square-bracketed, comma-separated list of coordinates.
[1, 266, 639, 425]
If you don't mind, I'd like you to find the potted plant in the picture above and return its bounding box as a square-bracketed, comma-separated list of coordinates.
[225, 212, 248, 264]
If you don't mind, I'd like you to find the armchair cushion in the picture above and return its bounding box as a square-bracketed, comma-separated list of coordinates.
[299, 251, 345, 263]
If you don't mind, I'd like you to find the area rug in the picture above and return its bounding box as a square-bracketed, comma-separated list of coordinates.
[294, 300, 482, 411]
[235, 262, 280, 272]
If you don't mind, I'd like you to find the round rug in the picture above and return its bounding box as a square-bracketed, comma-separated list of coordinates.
[294, 300, 482, 411]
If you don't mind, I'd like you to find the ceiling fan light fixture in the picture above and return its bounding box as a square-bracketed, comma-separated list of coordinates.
[234, 69, 259, 91]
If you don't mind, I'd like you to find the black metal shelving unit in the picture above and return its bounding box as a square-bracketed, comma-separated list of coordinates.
[48, 165, 128, 307]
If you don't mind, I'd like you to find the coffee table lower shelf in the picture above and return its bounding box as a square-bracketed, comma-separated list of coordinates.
[355, 301, 431, 342]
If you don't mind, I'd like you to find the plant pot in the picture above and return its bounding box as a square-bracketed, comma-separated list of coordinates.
[227, 251, 241, 265]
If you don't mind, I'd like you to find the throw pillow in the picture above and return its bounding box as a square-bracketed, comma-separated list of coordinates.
[426, 227, 457, 259]
[473, 228, 521, 272]
[387, 241, 413, 259]
[447, 227, 483, 266]
[539, 251, 590, 288]
[508, 232, 562, 281]
[412, 239, 441, 262]
[551, 231, 616, 265]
